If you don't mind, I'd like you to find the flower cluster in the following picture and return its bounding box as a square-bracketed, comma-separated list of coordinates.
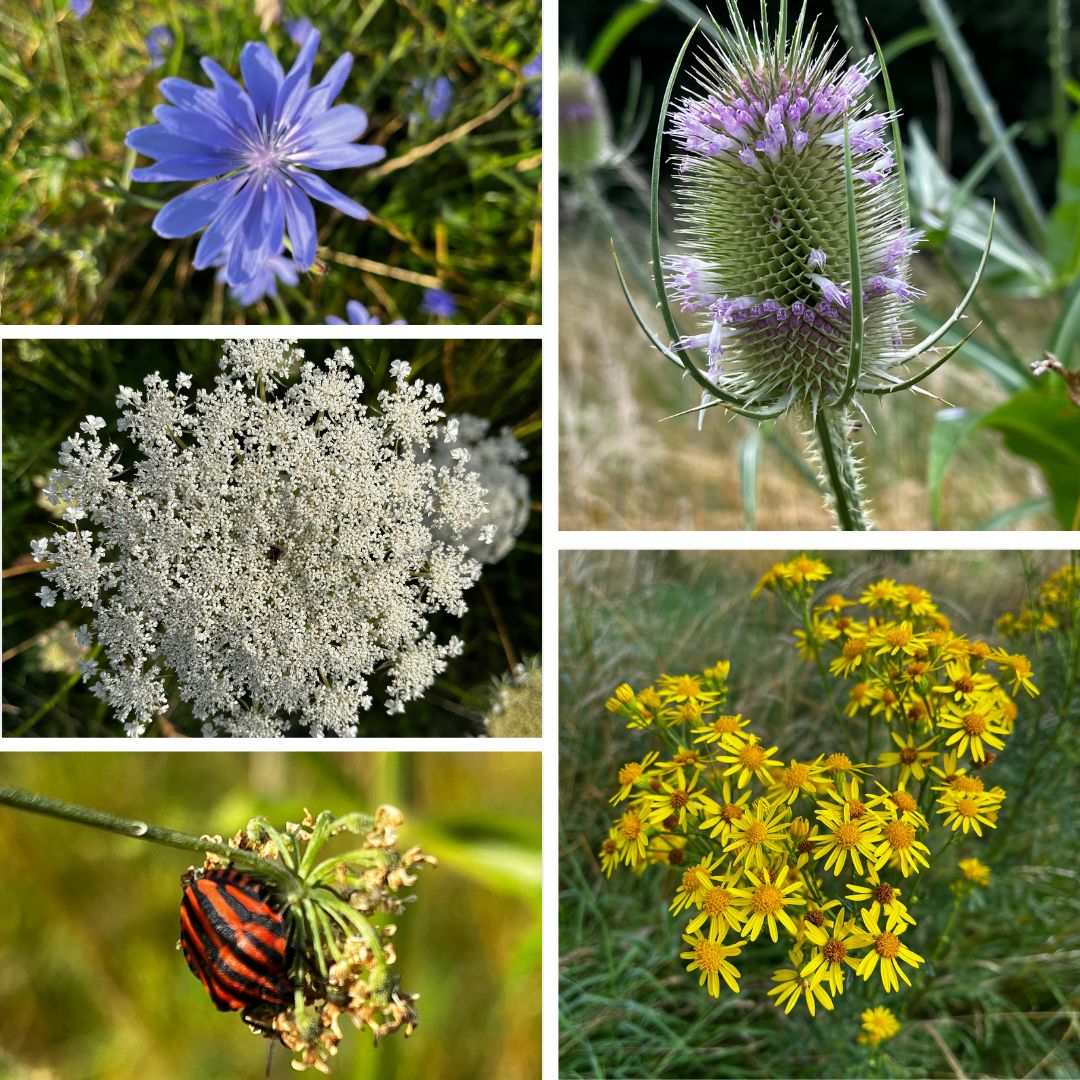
[32, 342, 493, 736]
[126, 33, 385, 302]
[663, 7, 919, 414]
[996, 564, 1078, 638]
[598, 556, 1036, 1017]
[196, 805, 435, 1073]
[428, 414, 530, 564]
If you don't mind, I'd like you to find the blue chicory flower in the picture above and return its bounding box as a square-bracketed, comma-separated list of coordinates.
[69, 0, 92, 18]
[126, 31, 386, 288]
[287, 18, 316, 47]
[145, 26, 174, 71]
[420, 288, 457, 318]
[221, 251, 300, 306]
[410, 76, 454, 123]
[326, 300, 407, 325]
[523, 53, 541, 115]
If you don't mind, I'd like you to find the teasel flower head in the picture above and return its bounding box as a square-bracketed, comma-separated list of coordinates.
[559, 61, 614, 173]
[616, 1, 995, 529]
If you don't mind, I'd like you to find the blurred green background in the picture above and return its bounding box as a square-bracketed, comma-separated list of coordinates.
[560, 549, 1079, 1077]
[0, 751, 541, 1080]
[1, 339, 541, 737]
[1, 0, 541, 325]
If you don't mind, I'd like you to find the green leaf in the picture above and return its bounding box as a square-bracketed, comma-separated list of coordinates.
[980, 384, 1080, 528]
[1048, 111, 1080, 284]
[586, 1, 662, 74]
[927, 407, 983, 527]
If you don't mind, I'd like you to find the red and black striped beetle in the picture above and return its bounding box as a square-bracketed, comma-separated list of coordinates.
[179, 867, 293, 1013]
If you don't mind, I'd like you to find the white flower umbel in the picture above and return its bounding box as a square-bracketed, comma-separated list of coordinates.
[31, 342, 490, 737]
[430, 415, 530, 564]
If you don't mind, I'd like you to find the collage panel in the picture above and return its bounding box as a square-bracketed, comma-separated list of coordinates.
[560, 548, 1079, 1076]
[2, 338, 541, 738]
[2, 0, 542, 326]
[558, 0, 1079, 531]
[0, 750, 541, 1078]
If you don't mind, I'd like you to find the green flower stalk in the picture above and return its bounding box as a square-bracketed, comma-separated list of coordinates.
[616, 0, 995, 529]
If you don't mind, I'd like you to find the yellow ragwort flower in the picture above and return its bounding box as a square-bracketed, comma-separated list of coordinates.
[610, 750, 660, 803]
[732, 865, 806, 942]
[872, 818, 931, 878]
[958, 856, 991, 887]
[877, 731, 937, 786]
[801, 909, 860, 996]
[813, 802, 883, 876]
[692, 712, 752, 748]
[767, 966, 835, 1016]
[680, 923, 746, 997]
[936, 788, 1001, 837]
[716, 736, 782, 789]
[769, 758, 826, 806]
[859, 1005, 901, 1046]
[698, 778, 752, 841]
[848, 909, 924, 993]
[937, 698, 1008, 763]
[845, 871, 915, 927]
[723, 797, 789, 869]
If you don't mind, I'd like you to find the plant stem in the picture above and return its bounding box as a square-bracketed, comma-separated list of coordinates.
[0, 785, 299, 895]
[813, 409, 870, 531]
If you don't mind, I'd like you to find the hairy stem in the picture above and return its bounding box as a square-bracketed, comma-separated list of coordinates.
[0, 785, 298, 894]
[813, 409, 870, 531]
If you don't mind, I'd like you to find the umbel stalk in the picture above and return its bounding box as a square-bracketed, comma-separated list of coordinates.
[0, 785, 297, 893]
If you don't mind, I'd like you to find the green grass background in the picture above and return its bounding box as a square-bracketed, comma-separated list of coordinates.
[0, 751, 541, 1080]
[0, 0, 541, 325]
[560, 549, 1079, 1078]
[1, 338, 541, 737]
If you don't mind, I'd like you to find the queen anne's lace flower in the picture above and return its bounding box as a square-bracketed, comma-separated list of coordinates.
[429, 415, 529, 564]
[32, 342, 490, 737]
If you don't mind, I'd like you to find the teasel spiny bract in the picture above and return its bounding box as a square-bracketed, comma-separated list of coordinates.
[615, 0, 995, 529]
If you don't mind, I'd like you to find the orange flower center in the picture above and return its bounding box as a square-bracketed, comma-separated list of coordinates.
[740, 744, 766, 769]
[745, 821, 769, 845]
[694, 939, 726, 973]
[670, 790, 689, 809]
[962, 713, 988, 736]
[712, 715, 741, 734]
[618, 763, 643, 785]
[751, 883, 784, 915]
[601, 839, 616, 855]
[720, 802, 743, 821]
[824, 753, 852, 771]
[806, 909, 826, 927]
[891, 791, 917, 812]
[847, 799, 867, 819]
[703, 888, 733, 916]
[884, 820, 915, 850]
[899, 747, 920, 764]
[956, 798, 981, 817]
[620, 815, 642, 840]
[954, 774, 984, 793]
[823, 939, 847, 964]
[784, 764, 810, 789]
[875, 932, 901, 958]
[955, 675, 974, 693]
[885, 627, 912, 648]
[873, 882, 895, 905]
[834, 822, 861, 849]
[843, 639, 866, 658]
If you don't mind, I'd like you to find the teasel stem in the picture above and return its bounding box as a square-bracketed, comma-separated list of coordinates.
[0, 785, 298, 894]
[813, 410, 870, 531]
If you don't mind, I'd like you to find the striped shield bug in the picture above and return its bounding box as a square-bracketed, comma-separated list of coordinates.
[179, 867, 293, 1013]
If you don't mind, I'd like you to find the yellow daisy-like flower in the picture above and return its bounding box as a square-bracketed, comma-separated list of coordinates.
[937, 699, 1008, 763]
[691, 712, 752, 748]
[859, 1005, 901, 1046]
[794, 619, 836, 659]
[813, 803, 883, 876]
[597, 828, 621, 878]
[936, 788, 1000, 836]
[723, 797, 789, 869]
[929, 749, 986, 796]
[821, 752, 866, 776]
[783, 554, 832, 586]
[896, 584, 937, 616]
[767, 967, 835, 1016]
[702, 658, 731, 685]
[609, 750, 661, 803]
[829, 635, 869, 678]
[930, 658, 998, 702]
[614, 807, 651, 866]
[859, 579, 903, 607]
[653, 749, 706, 785]
[816, 593, 853, 615]
[846, 682, 872, 716]
[989, 650, 1040, 697]
[716, 736, 782, 789]
[685, 878, 749, 936]
[752, 563, 786, 597]
[845, 872, 915, 927]
[698, 779, 752, 840]
[639, 774, 713, 829]
[801, 909, 861, 996]
[868, 620, 926, 658]
[680, 923, 746, 997]
[866, 683, 902, 723]
[872, 817, 931, 878]
[732, 865, 806, 942]
[656, 672, 714, 703]
[669, 855, 722, 915]
[866, 784, 929, 830]
[877, 731, 937, 786]
[817, 775, 871, 821]
[768, 758, 826, 806]
[848, 909, 924, 993]
[958, 857, 991, 886]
